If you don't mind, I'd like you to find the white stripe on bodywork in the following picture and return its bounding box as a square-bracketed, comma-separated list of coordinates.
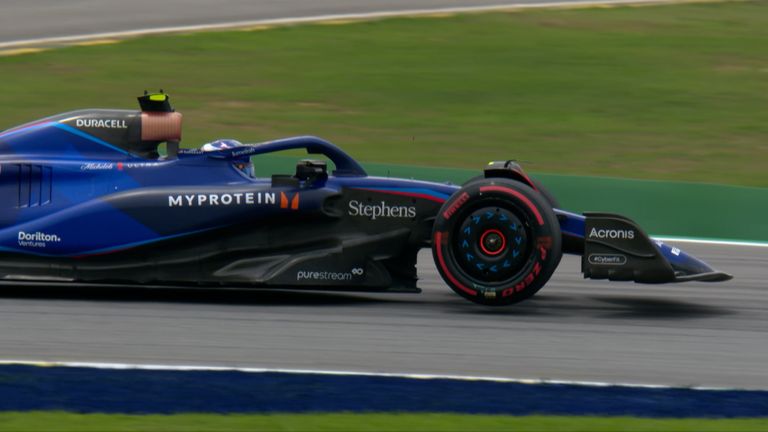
[654, 236, 768, 248]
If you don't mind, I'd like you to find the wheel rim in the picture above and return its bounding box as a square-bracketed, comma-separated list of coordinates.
[454, 206, 529, 282]
[479, 229, 506, 256]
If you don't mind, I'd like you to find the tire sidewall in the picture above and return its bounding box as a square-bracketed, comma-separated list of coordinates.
[432, 179, 562, 305]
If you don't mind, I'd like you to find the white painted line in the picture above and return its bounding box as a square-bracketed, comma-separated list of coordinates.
[0, 0, 723, 49]
[655, 237, 768, 248]
[0, 359, 744, 392]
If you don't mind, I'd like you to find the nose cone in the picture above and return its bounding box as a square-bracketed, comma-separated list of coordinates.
[674, 271, 733, 282]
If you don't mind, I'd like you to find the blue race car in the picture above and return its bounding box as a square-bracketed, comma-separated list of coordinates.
[0, 93, 731, 306]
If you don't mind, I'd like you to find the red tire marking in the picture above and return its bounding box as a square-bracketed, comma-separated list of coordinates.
[434, 231, 477, 296]
[537, 236, 553, 250]
[479, 186, 544, 226]
[519, 172, 538, 191]
[479, 228, 506, 256]
[442, 192, 470, 220]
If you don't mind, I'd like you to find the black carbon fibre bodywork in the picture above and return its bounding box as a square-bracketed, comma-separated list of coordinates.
[0, 187, 440, 293]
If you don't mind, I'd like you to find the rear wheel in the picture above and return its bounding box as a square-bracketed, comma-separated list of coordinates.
[432, 178, 562, 306]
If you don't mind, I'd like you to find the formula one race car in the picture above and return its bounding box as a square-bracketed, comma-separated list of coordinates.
[0, 93, 731, 305]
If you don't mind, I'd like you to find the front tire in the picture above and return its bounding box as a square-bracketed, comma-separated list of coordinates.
[432, 178, 562, 306]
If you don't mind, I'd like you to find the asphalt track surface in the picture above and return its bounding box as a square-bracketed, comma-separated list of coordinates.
[1, 0, 589, 44]
[0, 242, 765, 389]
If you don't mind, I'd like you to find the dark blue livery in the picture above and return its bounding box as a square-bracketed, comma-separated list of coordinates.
[0, 93, 730, 305]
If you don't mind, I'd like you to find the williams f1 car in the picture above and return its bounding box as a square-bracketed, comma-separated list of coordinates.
[0, 93, 731, 305]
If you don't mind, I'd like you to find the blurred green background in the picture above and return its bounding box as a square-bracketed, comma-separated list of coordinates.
[1, 1, 766, 187]
[1, 412, 766, 432]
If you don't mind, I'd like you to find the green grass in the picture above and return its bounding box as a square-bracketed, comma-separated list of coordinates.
[1, 1, 767, 186]
[0, 412, 766, 432]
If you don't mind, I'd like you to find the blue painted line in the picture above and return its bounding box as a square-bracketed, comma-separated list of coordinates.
[355, 187, 450, 201]
[0, 121, 54, 140]
[54, 123, 132, 155]
[0, 365, 767, 417]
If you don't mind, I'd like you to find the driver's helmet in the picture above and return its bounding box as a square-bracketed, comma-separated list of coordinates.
[201, 139, 254, 177]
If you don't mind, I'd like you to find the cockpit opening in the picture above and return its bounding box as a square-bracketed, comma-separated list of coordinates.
[201, 139, 255, 177]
